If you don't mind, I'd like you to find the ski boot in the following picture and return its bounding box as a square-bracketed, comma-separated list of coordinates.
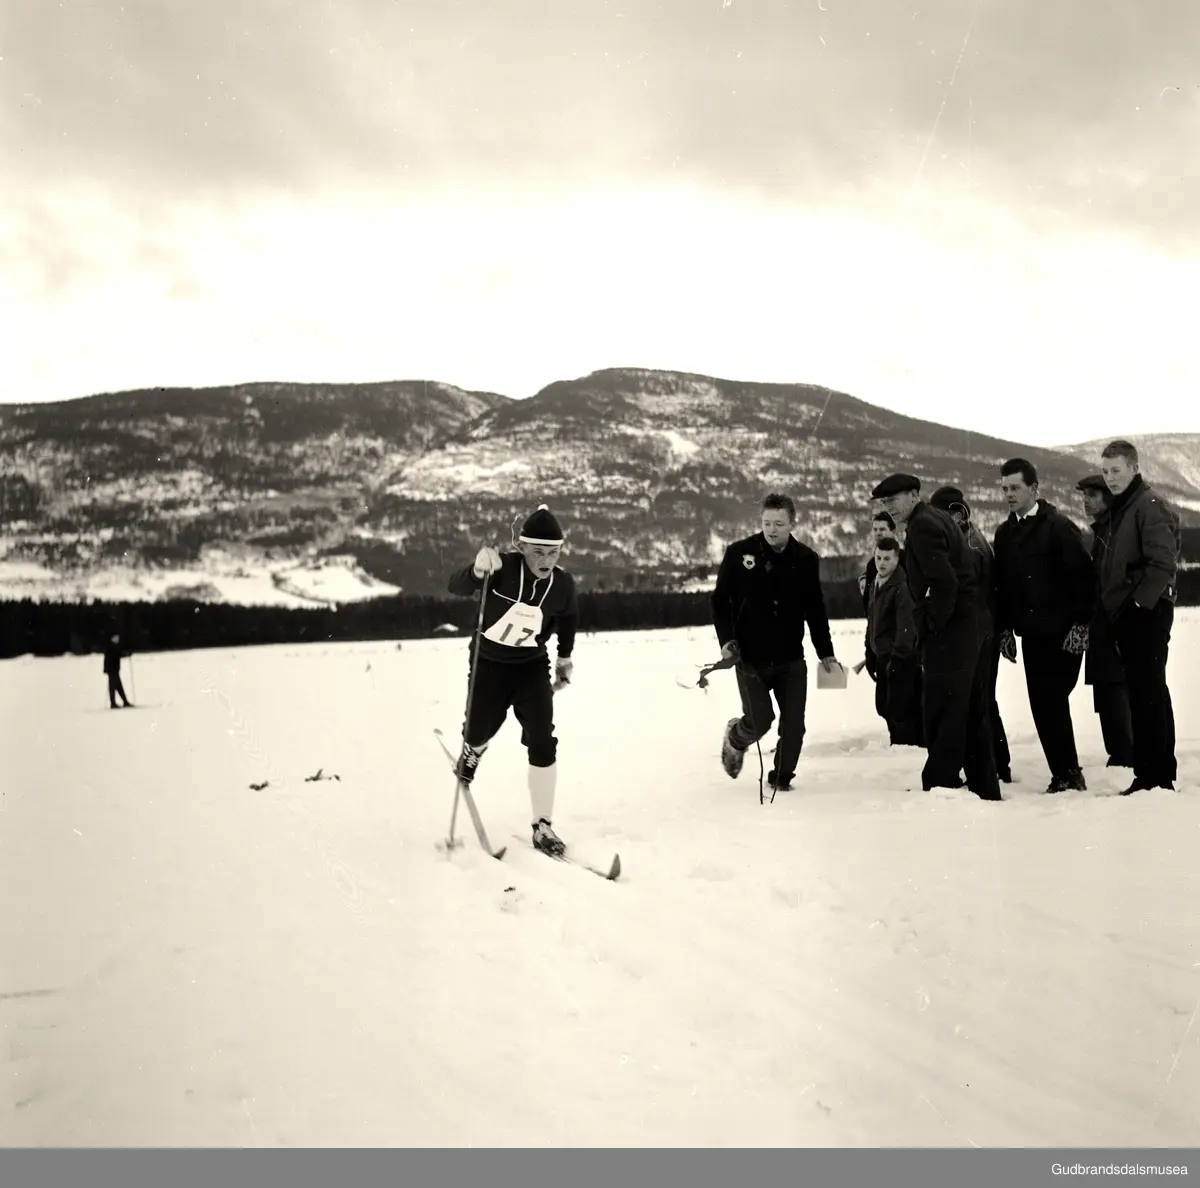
[532, 818, 565, 858]
[455, 741, 486, 785]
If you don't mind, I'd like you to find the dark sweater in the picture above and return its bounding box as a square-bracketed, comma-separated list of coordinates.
[711, 532, 834, 666]
[448, 552, 578, 664]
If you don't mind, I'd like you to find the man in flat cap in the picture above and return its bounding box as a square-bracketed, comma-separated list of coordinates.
[928, 485, 1012, 783]
[870, 473, 1000, 800]
[1076, 474, 1134, 770]
[993, 458, 1095, 794]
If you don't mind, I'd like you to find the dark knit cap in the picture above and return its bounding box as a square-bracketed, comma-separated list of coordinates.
[929, 485, 970, 515]
[870, 473, 921, 499]
[518, 504, 565, 544]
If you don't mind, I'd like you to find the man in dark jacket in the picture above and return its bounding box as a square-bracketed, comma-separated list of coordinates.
[1094, 440, 1181, 794]
[992, 459, 1095, 793]
[928, 485, 1012, 782]
[712, 492, 839, 793]
[871, 473, 1000, 801]
[858, 510, 899, 612]
[1076, 474, 1134, 769]
[864, 535, 923, 745]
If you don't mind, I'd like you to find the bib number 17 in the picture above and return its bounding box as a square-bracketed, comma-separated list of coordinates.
[497, 623, 536, 646]
[483, 601, 544, 648]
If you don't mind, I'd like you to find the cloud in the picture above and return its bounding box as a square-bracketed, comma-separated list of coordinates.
[3, 0, 1197, 238]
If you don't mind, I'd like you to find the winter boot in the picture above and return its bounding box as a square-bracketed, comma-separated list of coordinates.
[767, 770, 793, 792]
[721, 718, 746, 779]
[1064, 767, 1087, 791]
[532, 817, 565, 857]
[455, 741, 486, 785]
[1120, 778, 1174, 796]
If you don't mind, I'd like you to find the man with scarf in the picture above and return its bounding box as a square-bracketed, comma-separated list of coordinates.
[1094, 441, 1181, 794]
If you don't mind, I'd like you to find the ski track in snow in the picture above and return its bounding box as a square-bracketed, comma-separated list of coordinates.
[1, 615, 1199, 1147]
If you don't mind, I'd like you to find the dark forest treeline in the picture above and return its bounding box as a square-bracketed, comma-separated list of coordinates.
[2, 570, 1198, 661]
[0, 581, 872, 660]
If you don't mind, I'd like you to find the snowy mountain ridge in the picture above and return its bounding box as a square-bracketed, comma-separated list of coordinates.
[2, 369, 1198, 605]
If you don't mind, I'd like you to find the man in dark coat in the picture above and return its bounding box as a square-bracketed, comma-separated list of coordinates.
[712, 492, 840, 793]
[871, 473, 1000, 800]
[858, 510, 899, 612]
[103, 633, 132, 708]
[864, 535, 923, 746]
[1076, 474, 1134, 769]
[992, 458, 1096, 793]
[928, 485, 1012, 783]
[1094, 440, 1181, 794]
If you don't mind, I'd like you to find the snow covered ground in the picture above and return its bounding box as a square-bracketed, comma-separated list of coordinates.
[2, 610, 1198, 1148]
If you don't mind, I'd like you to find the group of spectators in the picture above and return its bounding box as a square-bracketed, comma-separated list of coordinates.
[711, 439, 1181, 800]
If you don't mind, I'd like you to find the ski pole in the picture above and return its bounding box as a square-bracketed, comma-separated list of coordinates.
[446, 565, 491, 849]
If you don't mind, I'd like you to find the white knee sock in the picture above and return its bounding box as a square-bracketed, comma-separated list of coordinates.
[528, 763, 556, 825]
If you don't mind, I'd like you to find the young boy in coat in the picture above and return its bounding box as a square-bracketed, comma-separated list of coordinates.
[864, 537, 924, 746]
[447, 504, 579, 856]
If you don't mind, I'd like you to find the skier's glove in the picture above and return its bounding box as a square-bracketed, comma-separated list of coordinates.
[999, 629, 1017, 663]
[472, 546, 503, 578]
[720, 640, 740, 663]
[553, 657, 573, 690]
[1062, 623, 1089, 655]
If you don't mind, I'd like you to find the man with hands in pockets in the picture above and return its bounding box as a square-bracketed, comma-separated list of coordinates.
[447, 504, 580, 856]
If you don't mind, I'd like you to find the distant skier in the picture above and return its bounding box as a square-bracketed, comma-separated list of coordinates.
[447, 504, 579, 857]
[104, 633, 132, 708]
[711, 492, 840, 793]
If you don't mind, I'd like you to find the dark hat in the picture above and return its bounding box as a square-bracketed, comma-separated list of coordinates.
[870, 473, 921, 499]
[929, 485, 970, 515]
[518, 503, 565, 545]
[1076, 474, 1108, 494]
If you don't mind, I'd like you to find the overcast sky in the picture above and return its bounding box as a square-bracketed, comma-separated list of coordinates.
[2, 0, 1197, 444]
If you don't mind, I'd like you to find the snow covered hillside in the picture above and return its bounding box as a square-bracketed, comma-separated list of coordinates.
[2, 612, 1198, 1147]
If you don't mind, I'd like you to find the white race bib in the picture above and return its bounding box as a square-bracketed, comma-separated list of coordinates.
[483, 600, 544, 648]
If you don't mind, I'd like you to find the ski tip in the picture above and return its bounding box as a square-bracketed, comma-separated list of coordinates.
[609, 854, 622, 880]
[493, 846, 508, 861]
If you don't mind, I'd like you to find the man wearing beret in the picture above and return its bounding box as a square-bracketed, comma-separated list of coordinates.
[870, 473, 1000, 800]
[1076, 474, 1134, 770]
[993, 458, 1096, 794]
[927, 485, 1012, 783]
